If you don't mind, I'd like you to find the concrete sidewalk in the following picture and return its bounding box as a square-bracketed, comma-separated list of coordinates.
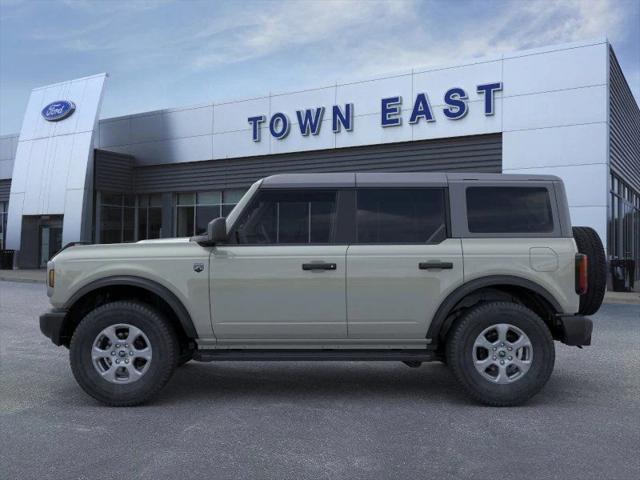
[0, 269, 45, 284]
[604, 290, 640, 305]
[2, 267, 639, 305]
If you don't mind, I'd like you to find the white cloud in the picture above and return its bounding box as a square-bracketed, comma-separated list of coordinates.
[338, 0, 626, 79]
[21, 0, 631, 81]
[190, 0, 414, 70]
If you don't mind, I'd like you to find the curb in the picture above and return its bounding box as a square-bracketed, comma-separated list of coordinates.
[0, 277, 45, 284]
[603, 297, 640, 306]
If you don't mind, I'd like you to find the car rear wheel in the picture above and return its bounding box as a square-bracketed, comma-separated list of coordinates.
[70, 301, 179, 406]
[446, 301, 555, 406]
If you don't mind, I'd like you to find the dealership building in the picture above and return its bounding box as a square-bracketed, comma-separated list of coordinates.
[0, 39, 638, 284]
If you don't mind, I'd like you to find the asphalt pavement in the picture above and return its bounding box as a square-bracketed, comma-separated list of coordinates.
[1, 280, 639, 480]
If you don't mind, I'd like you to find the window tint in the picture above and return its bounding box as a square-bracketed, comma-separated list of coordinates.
[356, 188, 447, 243]
[233, 190, 337, 244]
[466, 187, 554, 233]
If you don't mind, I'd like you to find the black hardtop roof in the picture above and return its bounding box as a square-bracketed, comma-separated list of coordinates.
[261, 172, 561, 188]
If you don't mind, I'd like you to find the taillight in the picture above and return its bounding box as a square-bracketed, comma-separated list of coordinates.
[575, 254, 588, 295]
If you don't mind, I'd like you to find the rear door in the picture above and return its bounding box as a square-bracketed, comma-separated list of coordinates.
[346, 187, 463, 339]
[210, 189, 348, 340]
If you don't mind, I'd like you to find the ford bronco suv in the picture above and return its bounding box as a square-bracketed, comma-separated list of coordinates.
[40, 173, 606, 407]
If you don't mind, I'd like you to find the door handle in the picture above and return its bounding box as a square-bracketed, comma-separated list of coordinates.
[419, 261, 453, 270]
[302, 262, 337, 271]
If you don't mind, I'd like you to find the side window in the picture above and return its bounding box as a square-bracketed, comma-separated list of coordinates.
[466, 187, 554, 233]
[232, 190, 338, 244]
[356, 188, 447, 244]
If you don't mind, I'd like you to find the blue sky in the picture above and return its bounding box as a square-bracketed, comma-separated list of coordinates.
[1, 0, 639, 135]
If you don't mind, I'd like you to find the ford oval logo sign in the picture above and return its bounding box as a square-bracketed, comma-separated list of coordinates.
[41, 100, 76, 122]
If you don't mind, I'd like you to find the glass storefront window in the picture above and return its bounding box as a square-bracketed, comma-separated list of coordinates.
[98, 193, 136, 244]
[175, 189, 246, 237]
[0, 201, 7, 250]
[98, 189, 248, 242]
[609, 173, 640, 281]
[138, 194, 163, 240]
[222, 190, 246, 217]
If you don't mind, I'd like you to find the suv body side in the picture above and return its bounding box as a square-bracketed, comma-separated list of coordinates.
[45, 172, 580, 348]
[204, 173, 579, 347]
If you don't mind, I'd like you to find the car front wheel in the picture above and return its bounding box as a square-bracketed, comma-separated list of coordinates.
[70, 301, 179, 406]
[446, 301, 555, 406]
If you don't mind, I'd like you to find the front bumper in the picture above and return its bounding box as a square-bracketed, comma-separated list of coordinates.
[557, 315, 593, 346]
[39, 308, 68, 346]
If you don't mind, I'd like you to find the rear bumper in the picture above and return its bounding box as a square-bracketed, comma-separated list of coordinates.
[557, 315, 593, 346]
[39, 308, 68, 346]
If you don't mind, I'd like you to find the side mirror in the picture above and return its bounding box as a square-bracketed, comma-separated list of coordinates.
[207, 217, 227, 244]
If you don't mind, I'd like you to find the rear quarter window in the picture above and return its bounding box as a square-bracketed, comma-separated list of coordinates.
[466, 186, 554, 234]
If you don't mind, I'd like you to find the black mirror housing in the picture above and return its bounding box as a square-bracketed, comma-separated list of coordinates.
[208, 217, 227, 244]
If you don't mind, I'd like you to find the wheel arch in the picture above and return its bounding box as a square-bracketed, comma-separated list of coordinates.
[427, 275, 562, 347]
[60, 276, 197, 347]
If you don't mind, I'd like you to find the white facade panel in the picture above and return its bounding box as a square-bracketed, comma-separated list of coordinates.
[502, 123, 608, 170]
[99, 117, 131, 148]
[503, 85, 607, 131]
[0, 135, 18, 179]
[503, 44, 607, 96]
[506, 163, 608, 208]
[556, 163, 609, 207]
[62, 188, 85, 245]
[6, 74, 106, 250]
[335, 112, 412, 148]
[412, 99, 502, 141]
[5, 192, 24, 242]
[65, 131, 94, 190]
[115, 134, 213, 166]
[0, 135, 18, 160]
[568, 206, 608, 245]
[270, 86, 336, 118]
[336, 73, 412, 117]
[164, 105, 213, 139]
[270, 118, 335, 154]
[128, 106, 214, 144]
[7, 141, 31, 193]
[20, 138, 47, 214]
[0, 160, 13, 179]
[73, 75, 108, 134]
[213, 97, 270, 134]
[18, 87, 46, 142]
[129, 113, 164, 143]
[47, 135, 74, 213]
[213, 128, 270, 158]
[413, 60, 502, 105]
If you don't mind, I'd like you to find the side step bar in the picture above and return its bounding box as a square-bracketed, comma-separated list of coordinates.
[193, 349, 436, 362]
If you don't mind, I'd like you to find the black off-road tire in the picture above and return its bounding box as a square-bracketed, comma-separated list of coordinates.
[70, 301, 179, 407]
[572, 226, 606, 315]
[446, 302, 555, 407]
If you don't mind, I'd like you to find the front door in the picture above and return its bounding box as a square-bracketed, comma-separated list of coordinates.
[210, 189, 348, 340]
[39, 224, 63, 267]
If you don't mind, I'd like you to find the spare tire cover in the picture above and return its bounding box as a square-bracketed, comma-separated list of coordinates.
[572, 226, 607, 315]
